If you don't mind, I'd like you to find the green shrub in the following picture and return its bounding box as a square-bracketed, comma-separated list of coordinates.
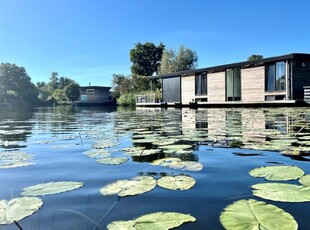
[117, 92, 136, 106]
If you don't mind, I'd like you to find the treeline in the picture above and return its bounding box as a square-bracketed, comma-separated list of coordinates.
[36, 72, 80, 104]
[1, 41, 200, 107]
[111, 42, 198, 105]
[0, 63, 80, 107]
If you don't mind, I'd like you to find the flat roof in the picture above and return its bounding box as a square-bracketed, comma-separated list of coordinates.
[149, 53, 310, 79]
[79, 86, 111, 89]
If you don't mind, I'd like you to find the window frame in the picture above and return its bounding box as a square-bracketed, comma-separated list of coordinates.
[86, 89, 95, 93]
[225, 67, 241, 101]
[265, 61, 286, 92]
[195, 72, 207, 96]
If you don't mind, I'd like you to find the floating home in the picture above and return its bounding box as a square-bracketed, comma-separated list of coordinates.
[75, 86, 115, 106]
[137, 53, 310, 107]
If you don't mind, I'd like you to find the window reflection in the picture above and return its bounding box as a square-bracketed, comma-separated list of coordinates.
[265, 61, 286, 92]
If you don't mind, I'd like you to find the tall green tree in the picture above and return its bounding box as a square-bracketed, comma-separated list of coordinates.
[130, 42, 165, 76]
[37, 74, 78, 103]
[49, 72, 59, 91]
[158, 48, 176, 73]
[175, 45, 198, 71]
[247, 54, 264, 61]
[111, 74, 132, 98]
[64, 82, 80, 101]
[159, 45, 198, 74]
[59, 76, 74, 89]
[0, 63, 38, 103]
[131, 75, 150, 92]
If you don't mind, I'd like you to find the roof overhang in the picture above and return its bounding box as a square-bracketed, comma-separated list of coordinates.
[149, 53, 310, 80]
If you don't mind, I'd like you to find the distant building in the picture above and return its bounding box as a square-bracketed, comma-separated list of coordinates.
[137, 53, 310, 107]
[75, 86, 114, 106]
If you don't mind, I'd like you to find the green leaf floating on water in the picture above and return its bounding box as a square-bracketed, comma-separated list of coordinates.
[252, 183, 310, 202]
[84, 149, 111, 159]
[0, 151, 34, 169]
[152, 139, 177, 146]
[152, 158, 203, 171]
[126, 149, 161, 157]
[299, 175, 310, 187]
[160, 144, 193, 150]
[100, 176, 156, 197]
[249, 165, 304, 181]
[96, 157, 128, 165]
[21, 181, 83, 196]
[220, 199, 297, 230]
[107, 212, 196, 230]
[0, 197, 43, 225]
[157, 175, 196, 191]
[92, 140, 120, 149]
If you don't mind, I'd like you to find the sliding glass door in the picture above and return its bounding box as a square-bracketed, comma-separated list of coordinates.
[226, 67, 241, 101]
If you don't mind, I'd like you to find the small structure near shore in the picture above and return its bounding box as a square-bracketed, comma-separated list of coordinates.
[75, 86, 115, 106]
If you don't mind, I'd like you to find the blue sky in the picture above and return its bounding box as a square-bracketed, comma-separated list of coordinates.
[1, 0, 310, 87]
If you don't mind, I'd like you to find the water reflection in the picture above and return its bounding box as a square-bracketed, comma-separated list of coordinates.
[136, 107, 310, 161]
[1, 106, 310, 229]
[0, 107, 34, 148]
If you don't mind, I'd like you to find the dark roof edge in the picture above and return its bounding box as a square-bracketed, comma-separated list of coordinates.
[149, 53, 310, 79]
[79, 86, 111, 89]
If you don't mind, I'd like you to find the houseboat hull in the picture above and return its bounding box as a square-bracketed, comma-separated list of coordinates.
[74, 101, 115, 107]
[137, 100, 309, 108]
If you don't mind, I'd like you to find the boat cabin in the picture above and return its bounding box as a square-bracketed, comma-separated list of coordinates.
[76, 86, 114, 106]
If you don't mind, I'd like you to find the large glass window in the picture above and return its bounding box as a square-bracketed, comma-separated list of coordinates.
[195, 73, 207, 95]
[226, 67, 241, 101]
[162, 76, 181, 103]
[265, 61, 286, 91]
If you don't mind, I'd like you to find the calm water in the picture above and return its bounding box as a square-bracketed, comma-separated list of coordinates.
[1, 106, 310, 230]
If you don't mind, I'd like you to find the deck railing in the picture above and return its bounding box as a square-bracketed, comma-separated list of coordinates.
[304, 86, 310, 103]
[136, 94, 156, 104]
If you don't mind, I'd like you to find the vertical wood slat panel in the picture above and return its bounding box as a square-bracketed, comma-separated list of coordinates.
[181, 75, 195, 104]
[241, 66, 265, 102]
[208, 72, 226, 102]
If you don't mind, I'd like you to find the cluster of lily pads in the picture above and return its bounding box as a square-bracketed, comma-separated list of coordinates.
[2, 108, 310, 229]
[220, 165, 310, 230]
[78, 109, 310, 229]
[98, 172, 199, 229]
[0, 181, 83, 225]
[100, 174, 196, 197]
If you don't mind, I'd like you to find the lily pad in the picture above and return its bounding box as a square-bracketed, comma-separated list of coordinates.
[163, 149, 193, 154]
[107, 212, 196, 230]
[100, 176, 156, 197]
[0, 151, 34, 169]
[126, 149, 161, 157]
[249, 166, 304, 181]
[0, 197, 43, 224]
[92, 140, 120, 149]
[96, 157, 128, 165]
[299, 175, 310, 187]
[132, 138, 158, 144]
[252, 183, 310, 202]
[220, 199, 297, 230]
[123, 146, 145, 152]
[21, 181, 83, 196]
[157, 175, 196, 191]
[160, 144, 193, 150]
[84, 149, 111, 159]
[152, 139, 178, 146]
[152, 158, 203, 171]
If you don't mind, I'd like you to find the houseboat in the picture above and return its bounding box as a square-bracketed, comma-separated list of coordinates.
[136, 53, 310, 107]
[75, 86, 115, 106]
